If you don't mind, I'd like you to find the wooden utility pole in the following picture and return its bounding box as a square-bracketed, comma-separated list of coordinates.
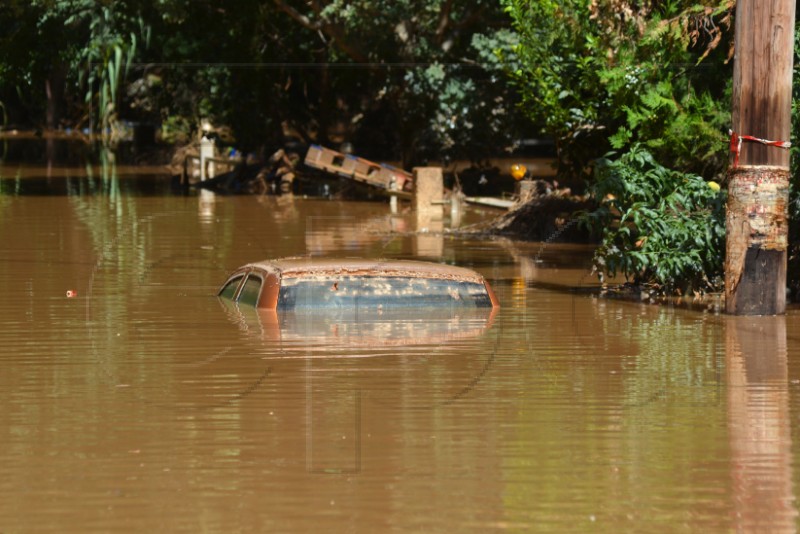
[726, 0, 796, 315]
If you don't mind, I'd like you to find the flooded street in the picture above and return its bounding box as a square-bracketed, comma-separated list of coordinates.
[1, 152, 799, 531]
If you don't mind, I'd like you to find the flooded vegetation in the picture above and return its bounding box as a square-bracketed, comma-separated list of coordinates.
[1, 137, 799, 531]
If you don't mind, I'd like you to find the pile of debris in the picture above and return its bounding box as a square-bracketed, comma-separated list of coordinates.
[477, 182, 597, 243]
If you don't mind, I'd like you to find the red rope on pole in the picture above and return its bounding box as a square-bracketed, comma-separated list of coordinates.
[729, 130, 792, 167]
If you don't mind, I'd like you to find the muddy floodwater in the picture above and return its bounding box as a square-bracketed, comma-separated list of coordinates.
[2, 146, 800, 532]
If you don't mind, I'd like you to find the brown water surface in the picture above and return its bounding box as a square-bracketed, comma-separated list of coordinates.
[1, 151, 799, 532]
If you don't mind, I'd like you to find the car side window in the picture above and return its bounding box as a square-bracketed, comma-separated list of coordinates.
[238, 274, 262, 307]
[219, 275, 243, 300]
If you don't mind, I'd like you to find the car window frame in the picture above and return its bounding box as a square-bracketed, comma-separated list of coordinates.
[237, 271, 265, 307]
[218, 272, 247, 301]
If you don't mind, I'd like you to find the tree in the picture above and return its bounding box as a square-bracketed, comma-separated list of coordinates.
[0, 0, 71, 128]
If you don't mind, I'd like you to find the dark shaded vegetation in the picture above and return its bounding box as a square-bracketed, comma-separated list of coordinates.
[0, 0, 529, 168]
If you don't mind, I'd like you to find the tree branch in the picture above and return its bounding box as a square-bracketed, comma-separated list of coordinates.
[273, 0, 320, 31]
[274, 0, 368, 63]
[435, 0, 455, 44]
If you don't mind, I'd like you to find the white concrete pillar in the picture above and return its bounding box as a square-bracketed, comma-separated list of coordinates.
[450, 196, 463, 228]
[389, 176, 398, 214]
[200, 135, 216, 181]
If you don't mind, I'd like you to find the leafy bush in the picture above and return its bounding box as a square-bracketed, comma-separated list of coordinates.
[160, 114, 192, 145]
[584, 146, 725, 293]
[502, 0, 733, 183]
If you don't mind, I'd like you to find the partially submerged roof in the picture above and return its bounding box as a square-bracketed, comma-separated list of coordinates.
[240, 258, 489, 284]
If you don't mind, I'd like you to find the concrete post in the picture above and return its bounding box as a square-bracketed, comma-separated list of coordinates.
[389, 176, 398, 214]
[412, 167, 444, 258]
[200, 135, 216, 181]
[413, 167, 443, 217]
[517, 179, 536, 205]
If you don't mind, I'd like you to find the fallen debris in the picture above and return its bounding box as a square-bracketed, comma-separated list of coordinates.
[462, 188, 596, 243]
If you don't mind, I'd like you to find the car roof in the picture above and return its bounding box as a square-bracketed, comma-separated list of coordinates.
[240, 258, 488, 284]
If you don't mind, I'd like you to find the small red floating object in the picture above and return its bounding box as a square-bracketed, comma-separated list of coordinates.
[66, 290, 77, 298]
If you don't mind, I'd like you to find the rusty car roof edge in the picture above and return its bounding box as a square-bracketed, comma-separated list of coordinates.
[239, 257, 489, 283]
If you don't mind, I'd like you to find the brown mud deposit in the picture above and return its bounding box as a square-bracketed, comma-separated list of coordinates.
[460, 192, 596, 243]
[597, 283, 725, 313]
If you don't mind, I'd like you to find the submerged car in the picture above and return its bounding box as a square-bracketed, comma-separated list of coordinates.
[218, 258, 499, 310]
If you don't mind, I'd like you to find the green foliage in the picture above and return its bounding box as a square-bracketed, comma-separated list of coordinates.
[501, 1, 734, 291]
[0, 0, 150, 140]
[0, 0, 68, 124]
[160, 114, 191, 145]
[74, 6, 146, 142]
[584, 146, 726, 292]
[785, 22, 800, 293]
[502, 0, 733, 182]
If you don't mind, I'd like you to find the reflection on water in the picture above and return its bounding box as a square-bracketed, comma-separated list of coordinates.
[0, 146, 173, 196]
[218, 301, 497, 353]
[726, 317, 798, 531]
[2, 144, 800, 531]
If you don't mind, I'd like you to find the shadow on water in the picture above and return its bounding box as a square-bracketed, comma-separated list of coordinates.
[0, 133, 176, 196]
[490, 238, 734, 314]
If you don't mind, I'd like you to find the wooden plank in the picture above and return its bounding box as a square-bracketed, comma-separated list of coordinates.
[464, 196, 515, 210]
[303, 145, 414, 192]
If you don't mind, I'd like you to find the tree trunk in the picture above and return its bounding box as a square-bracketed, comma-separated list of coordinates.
[726, 0, 796, 315]
[45, 65, 66, 130]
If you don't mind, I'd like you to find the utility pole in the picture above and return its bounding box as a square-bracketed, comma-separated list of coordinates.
[726, 0, 796, 315]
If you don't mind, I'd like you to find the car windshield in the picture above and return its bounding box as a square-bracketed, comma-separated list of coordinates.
[276, 275, 492, 310]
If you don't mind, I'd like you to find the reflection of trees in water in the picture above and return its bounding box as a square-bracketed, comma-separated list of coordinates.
[70, 154, 243, 403]
[568, 299, 723, 408]
[304, 214, 393, 256]
[500, 299, 795, 529]
[619, 307, 722, 408]
[70, 150, 141, 388]
[502, 298, 730, 527]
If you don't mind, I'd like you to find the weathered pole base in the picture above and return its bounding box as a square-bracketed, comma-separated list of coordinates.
[725, 166, 789, 315]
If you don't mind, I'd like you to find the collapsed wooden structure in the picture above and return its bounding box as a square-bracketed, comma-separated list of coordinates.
[303, 145, 414, 198]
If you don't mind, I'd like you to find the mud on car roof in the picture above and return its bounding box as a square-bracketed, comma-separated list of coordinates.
[218, 258, 499, 310]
